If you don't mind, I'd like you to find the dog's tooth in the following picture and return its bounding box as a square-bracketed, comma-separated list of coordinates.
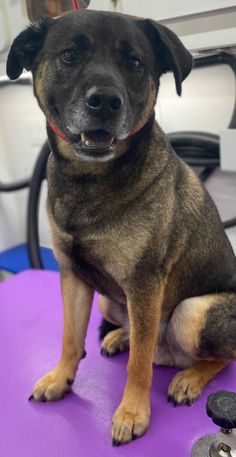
[81, 133, 92, 146]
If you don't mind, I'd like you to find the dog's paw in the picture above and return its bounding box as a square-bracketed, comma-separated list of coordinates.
[112, 401, 150, 445]
[168, 368, 203, 406]
[101, 328, 129, 357]
[29, 367, 74, 402]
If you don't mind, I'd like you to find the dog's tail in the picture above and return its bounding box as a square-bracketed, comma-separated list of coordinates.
[98, 318, 120, 341]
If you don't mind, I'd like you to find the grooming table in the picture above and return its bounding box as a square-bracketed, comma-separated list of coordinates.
[0, 270, 236, 457]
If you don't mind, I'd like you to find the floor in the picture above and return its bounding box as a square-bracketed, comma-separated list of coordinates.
[1, 270, 236, 457]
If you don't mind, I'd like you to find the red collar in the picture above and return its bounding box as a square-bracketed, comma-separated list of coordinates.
[127, 121, 147, 137]
[48, 119, 148, 143]
[48, 121, 69, 142]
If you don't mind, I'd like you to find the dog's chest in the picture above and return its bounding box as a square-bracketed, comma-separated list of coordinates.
[71, 221, 150, 296]
[57, 195, 157, 306]
[70, 239, 126, 303]
[49, 162, 160, 299]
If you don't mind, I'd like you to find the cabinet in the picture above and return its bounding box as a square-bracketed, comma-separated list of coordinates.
[119, 0, 236, 51]
[120, 0, 236, 21]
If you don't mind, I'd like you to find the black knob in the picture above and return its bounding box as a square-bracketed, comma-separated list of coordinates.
[207, 390, 236, 429]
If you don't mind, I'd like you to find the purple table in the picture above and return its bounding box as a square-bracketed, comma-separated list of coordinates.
[0, 270, 236, 456]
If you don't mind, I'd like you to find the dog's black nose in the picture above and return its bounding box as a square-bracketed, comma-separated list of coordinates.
[86, 86, 123, 116]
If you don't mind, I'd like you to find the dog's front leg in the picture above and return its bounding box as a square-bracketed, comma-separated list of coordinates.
[30, 269, 94, 401]
[112, 285, 163, 445]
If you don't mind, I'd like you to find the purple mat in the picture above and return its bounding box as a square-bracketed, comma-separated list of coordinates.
[0, 270, 236, 456]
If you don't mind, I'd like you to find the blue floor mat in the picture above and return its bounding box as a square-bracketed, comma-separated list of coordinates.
[0, 244, 59, 273]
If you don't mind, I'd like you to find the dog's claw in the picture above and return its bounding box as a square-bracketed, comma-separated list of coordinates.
[101, 348, 111, 357]
[186, 397, 197, 406]
[167, 395, 178, 407]
[167, 393, 196, 407]
[28, 392, 48, 403]
[101, 347, 121, 357]
[112, 439, 121, 447]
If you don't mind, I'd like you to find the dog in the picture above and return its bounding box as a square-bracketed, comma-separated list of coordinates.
[7, 9, 236, 446]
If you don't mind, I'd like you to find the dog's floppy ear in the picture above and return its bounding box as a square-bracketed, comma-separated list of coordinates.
[143, 20, 193, 96]
[7, 17, 54, 80]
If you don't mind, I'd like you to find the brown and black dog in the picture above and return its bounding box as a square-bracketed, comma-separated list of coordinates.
[7, 9, 236, 446]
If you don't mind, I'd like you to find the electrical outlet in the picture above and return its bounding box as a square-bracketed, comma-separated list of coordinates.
[220, 129, 236, 172]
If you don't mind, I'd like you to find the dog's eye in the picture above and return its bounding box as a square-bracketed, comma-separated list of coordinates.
[61, 49, 77, 64]
[126, 57, 142, 72]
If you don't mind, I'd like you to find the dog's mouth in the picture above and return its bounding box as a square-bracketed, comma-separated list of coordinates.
[80, 130, 115, 151]
[69, 129, 117, 161]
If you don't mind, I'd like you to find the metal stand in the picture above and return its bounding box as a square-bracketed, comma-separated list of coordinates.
[192, 391, 236, 457]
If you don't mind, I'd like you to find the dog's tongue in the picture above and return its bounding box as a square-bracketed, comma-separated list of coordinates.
[81, 130, 114, 150]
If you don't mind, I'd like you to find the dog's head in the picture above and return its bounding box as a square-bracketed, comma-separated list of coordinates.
[7, 10, 192, 162]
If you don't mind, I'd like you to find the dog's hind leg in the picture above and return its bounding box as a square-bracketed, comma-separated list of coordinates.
[101, 328, 130, 357]
[168, 360, 228, 406]
[166, 293, 236, 406]
[30, 270, 94, 402]
[98, 295, 129, 356]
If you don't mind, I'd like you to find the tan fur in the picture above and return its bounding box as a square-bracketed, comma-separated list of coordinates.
[47, 206, 73, 270]
[111, 287, 164, 443]
[34, 61, 49, 114]
[168, 360, 229, 404]
[98, 295, 128, 327]
[168, 295, 221, 358]
[32, 271, 94, 401]
[101, 328, 129, 355]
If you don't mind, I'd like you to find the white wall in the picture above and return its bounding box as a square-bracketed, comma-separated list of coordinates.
[157, 65, 235, 133]
[119, 0, 236, 51]
[0, 81, 47, 251]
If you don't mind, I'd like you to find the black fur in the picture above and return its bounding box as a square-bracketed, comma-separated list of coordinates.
[99, 318, 120, 341]
[199, 295, 236, 359]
